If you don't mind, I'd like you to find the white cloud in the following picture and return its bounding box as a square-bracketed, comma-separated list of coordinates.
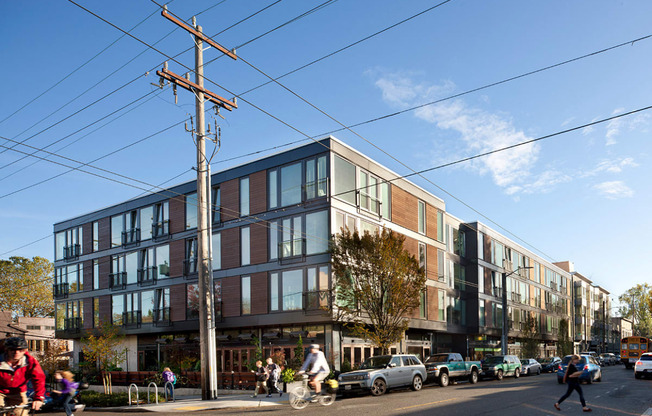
[593, 181, 634, 199]
[561, 117, 575, 127]
[582, 117, 599, 136]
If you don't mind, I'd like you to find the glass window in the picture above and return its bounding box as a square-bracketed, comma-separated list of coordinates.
[418, 201, 426, 234]
[112, 294, 124, 325]
[281, 216, 302, 258]
[187, 284, 199, 319]
[453, 229, 465, 256]
[437, 250, 445, 281]
[241, 276, 251, 315]
[268, 170, 278, 209]
[154, 201, 169, 238]
[282, 269, 303, 311]
[241, 227, 250, 266]
[126, 252, 138, 285]
[141, 290, 154, 324]
[270, 272, 279, 312]
[68, 264, 82, 293]
[380, 182, 390, 220]
[111, 215, 123, 248]
[281, 163, 301, 206]
[214, 280, 222, 320]
[55, 232, 65, 261]
[92, 222, 99, 251]
[211, 186, 221, 223]
[418, 243, 426, 270]
[240, 177, 249, 216]
[185, 239, 198, 275]
[437, 211, 444, 242]
[419, 290, 426, 318]
[212, 233, 221, 270]
[479, 299, 485, 327]
[305, 155, 328, 200]
[156, 245, 170, 278]
[438, 289, 445, 321]
[140, 206, 153, 240]
[306, 210, 328, 255]
[93, 298, 100, 328]
[269, 221, 279, 260]
[93, 260, 99, 290]
[333, 155, 356, 204]
[186, 193, 198, 230]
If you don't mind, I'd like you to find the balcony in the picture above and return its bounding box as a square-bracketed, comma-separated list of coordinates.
[278, 238, 305, 264]
[122, 310, 142, 327]
[137, 267, 157, 286]
[492, 286, 502, 297]
[183, 258, 198, 279]
[153, 220, 170, 241]
[303, 290, 332, 314]
[63, 244, 80, 261]
[109, 272, 127, 290]
[64, 317, 82, 332]
[153, 307, 171, 327]
[510, 292, 521, 303]
[550, 282, 559, 291]
[53, 283, 69, 298]
[121, 228, 140, 247]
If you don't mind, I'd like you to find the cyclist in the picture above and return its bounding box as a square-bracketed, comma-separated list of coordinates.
[0, 337, 46, 415]
[297, 344, 330, 400]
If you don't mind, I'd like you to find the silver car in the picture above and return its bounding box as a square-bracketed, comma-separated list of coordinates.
[338, 354, 426, 396]
[520, 358, 541, 375]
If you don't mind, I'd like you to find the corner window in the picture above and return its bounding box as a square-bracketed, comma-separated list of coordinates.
[241, 276, 251, 315]
[186, 193, 198, 230]
[305, 155, 328, 200]
[333, 155, 356, 204]
[240, 177, 250, 216]
[306, 210, 328, 255]
[418, 201, 426, 234]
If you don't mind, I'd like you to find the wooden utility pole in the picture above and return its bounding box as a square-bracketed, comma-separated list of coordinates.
[157, 5, 237, 400]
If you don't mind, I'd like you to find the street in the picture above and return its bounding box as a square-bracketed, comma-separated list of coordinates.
[53, 366, 651, 416]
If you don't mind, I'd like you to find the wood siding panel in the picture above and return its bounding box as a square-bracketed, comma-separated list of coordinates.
[250, 272, 268, 315]
[98, 217, 110, 251]
[169, 196, 185, 235]
[169, 239, 185, 278]
[427, 286, 438, 322]
[221, 179, 239, 221]
[170, 284, 186, 322]
[99, 295, 111, 325]
[391, 185, 418, 233]
[403, 235, 418, 259]
[222, 227, 240, 269]
[426, 245, 438, 281]
[249, 170, 267, 215]
[425, 205, 438, 240]
[83, 298, 93, 329]
[82, 222, 93, 255]
[99, 256, 110, 290]
[483, 235, 491, 265]
[250, 222, 267, 265]
[222, 276, 241, 317]
[82, 260, 93, 291]
[484, 268, 492, 296]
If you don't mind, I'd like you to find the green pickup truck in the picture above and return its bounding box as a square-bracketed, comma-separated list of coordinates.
[424, 353, 481, 387]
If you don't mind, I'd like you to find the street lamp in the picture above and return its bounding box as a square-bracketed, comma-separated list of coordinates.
[501, 265, 533, 356]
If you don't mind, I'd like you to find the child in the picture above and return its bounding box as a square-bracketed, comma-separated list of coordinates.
[252, 361, 269, 398]
[162, 367, 176, 400]
[53, 371, 78, 416]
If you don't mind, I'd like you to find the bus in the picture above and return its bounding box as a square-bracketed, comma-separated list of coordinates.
[621, 336, 649, 369]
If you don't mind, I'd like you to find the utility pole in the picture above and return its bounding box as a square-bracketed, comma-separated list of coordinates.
[501, 264, 532, 356]
[157, 5, 237, 400]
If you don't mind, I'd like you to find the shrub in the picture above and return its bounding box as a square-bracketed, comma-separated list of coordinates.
[281, 368, 296, 384]
[79, 391, 167, 407]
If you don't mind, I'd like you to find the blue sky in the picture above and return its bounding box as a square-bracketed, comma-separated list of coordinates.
[1, 0, 651, 304]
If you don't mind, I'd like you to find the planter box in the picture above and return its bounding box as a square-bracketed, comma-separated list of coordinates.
[283, 381, 303, 393]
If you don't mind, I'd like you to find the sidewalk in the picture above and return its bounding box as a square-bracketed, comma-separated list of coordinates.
[86, 391, 288, 413]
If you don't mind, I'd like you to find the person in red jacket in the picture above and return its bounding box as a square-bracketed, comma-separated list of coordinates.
[0, 337, 46, 415]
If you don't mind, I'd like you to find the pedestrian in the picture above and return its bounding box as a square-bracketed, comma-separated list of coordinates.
[554, 355, 592, 412]
[52, 370, 79, 416]
[252, 360, 269, 398]
[265, 357, 282, 397]
[0, 337, 46, 416]
[161, 367, 176, 400]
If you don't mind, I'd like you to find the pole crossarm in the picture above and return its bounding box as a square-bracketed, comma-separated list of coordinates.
[156, 68, 237, 110]
[161, 7, 237, 60]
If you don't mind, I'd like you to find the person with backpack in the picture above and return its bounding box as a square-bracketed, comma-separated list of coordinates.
[161, 367, 176, 400]
[265, 357, 282, 397]
[52, 371, 79, 416]
[251, 361, 268, 398]
[0, 337, 46, 415]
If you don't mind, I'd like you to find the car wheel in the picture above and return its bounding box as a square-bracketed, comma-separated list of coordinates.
[527, 368, 531, 376]
[469, 370, 478, 384]
[496, 370, 503, 381]
[514, 368, 520, 379]
[438, 372, 449, 387]
[411, 375, 423, 391]
[635, 372, 642, 379]
[586, 374, 593, 384]
[370, 378, 387, 396]
[537, 368, 541, 375]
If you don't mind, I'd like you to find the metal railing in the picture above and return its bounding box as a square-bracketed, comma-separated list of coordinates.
[123, 310, 142, 327]
[183, 258, 198, 278]
[153, 307, 171, 326]
[53, 283, 69, 298]
[303, 290, 332, 313]
[63, 244, 80, 260]
[152, 220, 170, 240]
[64, 317, 82, 332]
[109, 272, 127, 290]
[279, 238, 305, 259]
[122, 228, 141, 246]
[137, 267, 157, 286]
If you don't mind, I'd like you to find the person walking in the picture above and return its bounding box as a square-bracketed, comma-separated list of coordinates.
[161, 367, 176, 400]
[252, 361, 269, 398]
[265, 357, 282, 397]
[554, 355, 592, 412]
[0, 337, 46, 416]
[52, 371, 79, 416]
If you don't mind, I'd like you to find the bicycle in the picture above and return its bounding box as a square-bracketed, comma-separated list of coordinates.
[288, 374, 337, 410]
[0, 403, 32, 416]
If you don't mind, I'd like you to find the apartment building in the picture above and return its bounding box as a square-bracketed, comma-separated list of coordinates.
[609, 317, 633, 353]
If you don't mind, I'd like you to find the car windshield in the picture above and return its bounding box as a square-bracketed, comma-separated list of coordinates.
[539, 357, 555, 363]
[484, 356, 504, 364]
[425, 354, 450, 363]
[360, 356, 391, 369]
[640, 355, 652, 361]
[561, 356, 587, 365]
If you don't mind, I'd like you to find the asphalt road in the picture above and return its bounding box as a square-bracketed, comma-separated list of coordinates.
[54, 365, 652, 415]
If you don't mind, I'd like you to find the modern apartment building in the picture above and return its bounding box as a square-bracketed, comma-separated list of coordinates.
[53, 137, 576, 371]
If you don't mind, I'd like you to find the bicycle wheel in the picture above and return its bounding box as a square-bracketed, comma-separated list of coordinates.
[289, 386, 309, 410]
[318, 393, 336, 406]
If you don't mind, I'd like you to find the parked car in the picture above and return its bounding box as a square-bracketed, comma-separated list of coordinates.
[600, 353, 617, 366]
[556, 355, 602, 384]
[480, 355, 521, 380]
[634, 352, 652, 379]
[338, 354, 426, 396]
[580, 351, 604, 367]
[520, 358, 542, 375]
[423, 353, 481, 387]
[538, 356, 562, 373]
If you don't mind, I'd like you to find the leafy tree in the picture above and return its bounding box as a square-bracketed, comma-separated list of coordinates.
[520, 313, 541, 358]
[557, 318, 573, 357]
[81, 322, 125, 394]
[0, 256, 54, 317]
[35, 339, 70, 379]
[619, 284, 652, 336]
[330, 228, 426, 354]
[289, 335, 304, 371]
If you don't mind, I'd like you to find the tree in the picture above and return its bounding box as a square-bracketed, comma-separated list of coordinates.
[557, 318, 573, 357]
[619, 284, 652, 336]
[520, 313, 541, 359]
[330, 228, 426, 354]
[35, 339, 70, 379]
[0, 256, 54, 317]
[81, 322, 125, 394]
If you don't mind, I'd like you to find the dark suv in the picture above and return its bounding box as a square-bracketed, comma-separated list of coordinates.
[481, 355, 521, 380]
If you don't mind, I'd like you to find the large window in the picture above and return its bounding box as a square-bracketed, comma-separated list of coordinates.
[138, 245, 170, 283]
[141, 290, 155, 324]
[56, 226, 83, 260]
[491, 240, 505, 267]
[306, 211, 328, 255]
[479, 299, 486, 327]
[280, 163, 301, 207]
[111, 215, 123, 248]
[186, 193, 198, 230]
[241, 227, 250, 266]
[305, 155, 328, 200]
[187, 284, 199, 319]
[66, 263, 83, 293]
[155, 287, 170, 323]
[140, 206, 153, 241]
[418, 201, 426, 234]
[306, 265, 329, 311]
[452, 228, 465, 256]
[153, 201, 169, 238]
[212, 233, 221, 270]
[241, 276, 251, 315]
[240, 177, 250, 216]
[269, 269, 304, 311]
[268, 169, 278, 209]
[281, 216, 302, 258]
[112, 294, 124, 325]
[333, 155, 356, 204]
